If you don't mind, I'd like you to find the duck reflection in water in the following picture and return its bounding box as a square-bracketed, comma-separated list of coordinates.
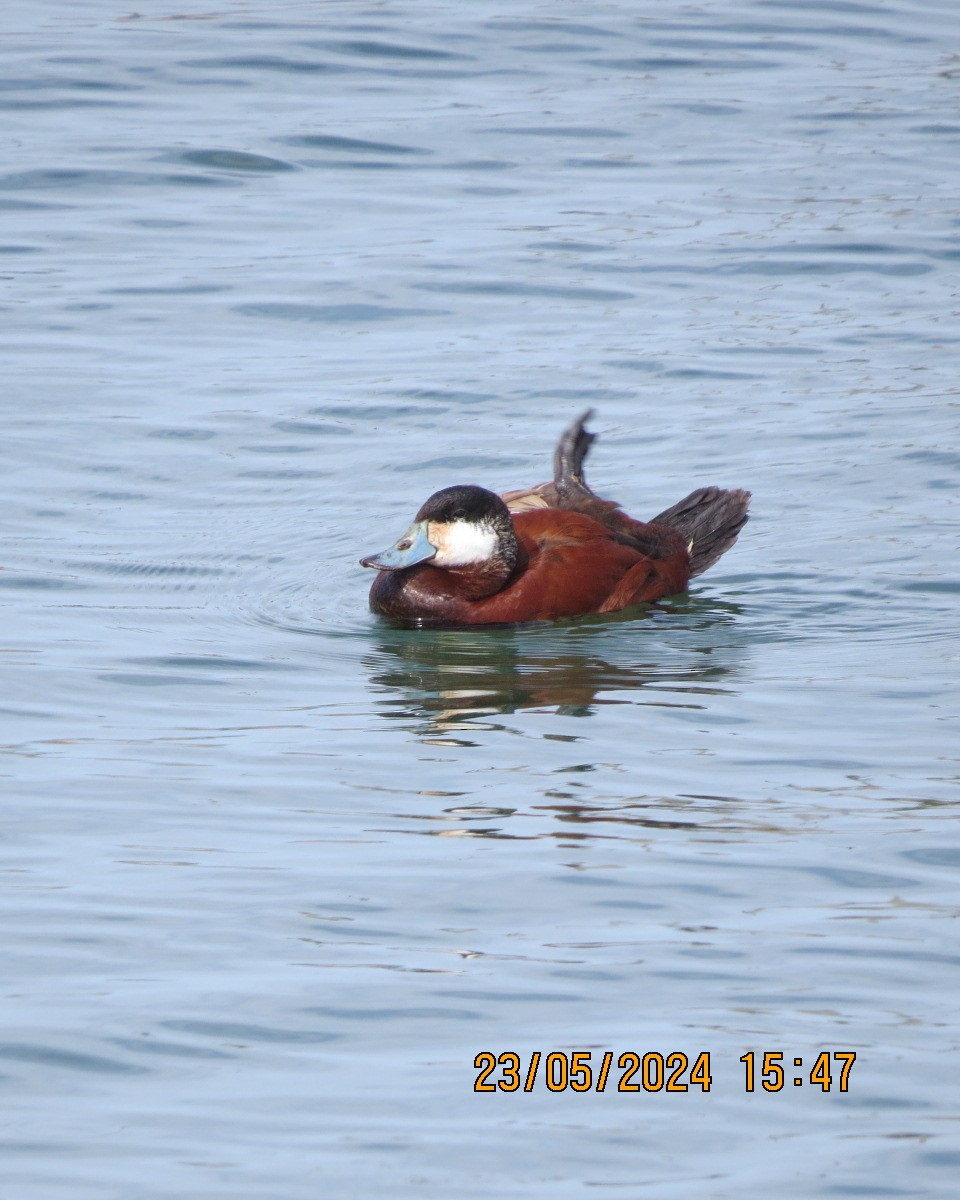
[365, 601, 745, 739]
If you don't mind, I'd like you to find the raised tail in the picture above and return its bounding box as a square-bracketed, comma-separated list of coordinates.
[552, 412, 750, 575]
[553, 408, 597, 504]
[652, 487, 751, 577]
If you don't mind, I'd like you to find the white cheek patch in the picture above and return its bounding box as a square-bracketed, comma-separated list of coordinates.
[429, 521, 499, 567]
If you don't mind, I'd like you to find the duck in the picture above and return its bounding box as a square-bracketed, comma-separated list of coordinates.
[361, 411, 749, 625]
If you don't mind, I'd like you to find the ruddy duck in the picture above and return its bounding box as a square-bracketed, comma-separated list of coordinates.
[361, 411, 749, 625]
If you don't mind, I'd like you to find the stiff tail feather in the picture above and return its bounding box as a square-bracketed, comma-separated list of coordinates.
[548, 411, 749, 576]
[553, 408, 597, 504]
[652, 486, 751, 577]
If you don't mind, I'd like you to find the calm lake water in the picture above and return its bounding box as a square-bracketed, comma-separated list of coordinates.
[3, 1, 959, 1196]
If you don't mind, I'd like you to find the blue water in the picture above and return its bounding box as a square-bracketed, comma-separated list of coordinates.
[3, 2, 959, 1196]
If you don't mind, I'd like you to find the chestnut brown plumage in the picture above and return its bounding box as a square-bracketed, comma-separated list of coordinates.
[362, 411, 749, 625]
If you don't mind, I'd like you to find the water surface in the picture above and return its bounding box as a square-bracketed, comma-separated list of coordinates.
[3, 2, 959, 1197]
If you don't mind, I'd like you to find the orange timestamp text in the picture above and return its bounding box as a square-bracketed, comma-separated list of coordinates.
[473, 1050, 857, 1093]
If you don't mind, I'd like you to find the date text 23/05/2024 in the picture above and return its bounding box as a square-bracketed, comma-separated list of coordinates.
[473, 1050, 857, 1094]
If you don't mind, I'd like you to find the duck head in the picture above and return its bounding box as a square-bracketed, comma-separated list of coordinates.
[361, 485, 519, 587]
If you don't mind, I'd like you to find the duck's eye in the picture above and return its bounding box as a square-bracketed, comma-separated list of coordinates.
[452, 509, 466, 521]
